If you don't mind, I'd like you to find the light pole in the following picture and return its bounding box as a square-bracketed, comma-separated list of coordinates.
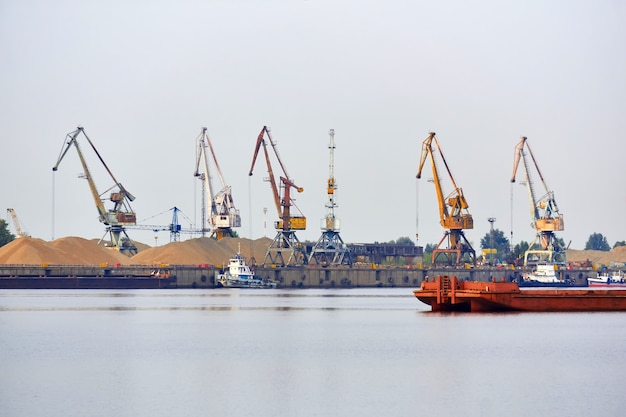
[488, 217, 496, 265]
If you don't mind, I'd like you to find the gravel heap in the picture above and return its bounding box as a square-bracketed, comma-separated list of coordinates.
[566, 247, 626, 266]
[0, 236, 273, 266]
[0, 237, 132, 265]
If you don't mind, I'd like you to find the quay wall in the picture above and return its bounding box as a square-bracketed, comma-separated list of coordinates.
[0, 264, 594, 288]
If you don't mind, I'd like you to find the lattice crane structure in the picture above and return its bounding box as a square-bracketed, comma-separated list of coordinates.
[308, 129, 352, 266]
[6, 208, 30, 238]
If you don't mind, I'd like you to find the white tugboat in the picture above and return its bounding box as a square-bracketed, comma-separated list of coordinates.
[215, 249, 277, 289]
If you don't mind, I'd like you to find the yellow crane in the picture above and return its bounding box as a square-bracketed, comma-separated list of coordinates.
[511, 136, 565, 265]
[249, 126, 307, 266]
[416, 132, 475, 265]
[53, 127, 138, 255]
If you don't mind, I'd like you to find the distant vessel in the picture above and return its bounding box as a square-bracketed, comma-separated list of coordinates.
[216, 252, 277, 289]
[519, 263, 573, 287]
[588, 271, 626, 287]
[413, 276, 626, 312]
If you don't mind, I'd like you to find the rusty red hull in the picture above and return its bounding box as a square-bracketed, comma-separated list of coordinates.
[414, 276, 626, 312]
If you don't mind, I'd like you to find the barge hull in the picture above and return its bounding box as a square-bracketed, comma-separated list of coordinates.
[414, 276, 626, 312]
[0, 277, 176, 289]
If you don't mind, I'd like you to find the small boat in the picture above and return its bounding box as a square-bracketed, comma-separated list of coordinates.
[519, 263, 573, 287]
[215, 252, 277, 289]
[588, 271, 626, 287]
[413, 276, 626, 312]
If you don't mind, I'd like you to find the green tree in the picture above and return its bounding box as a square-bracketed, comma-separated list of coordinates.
[614, 241, 626, 249]
[0, 219, 16, 247]
[585, 233, 610, 251]
[421, 243, 437, 266]
[513, 240, 530, 259]
[480, 228, 510, 255]
[393, 236, 415, 246]
[423, 243, 436, 254]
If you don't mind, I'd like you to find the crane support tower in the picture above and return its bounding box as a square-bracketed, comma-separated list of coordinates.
[194, 127, 241, 240]
[511, 136, 565, 266]
[416, 132, 476, 266]
[6, 208, 30, 238]
[249, 126, 307, 266]
[52, 127, 138, 256]
[309, 129, 352, 266]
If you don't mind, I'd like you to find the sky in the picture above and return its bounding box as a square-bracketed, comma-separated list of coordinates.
[1, 0, 625, 251]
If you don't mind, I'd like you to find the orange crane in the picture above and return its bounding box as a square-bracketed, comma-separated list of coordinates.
[249, 126, 307, 266]
[53, 127, 138, 255]
[416, 132, 475, 265]
[194, 127, 241, 240]
[511, 136, 565, 265]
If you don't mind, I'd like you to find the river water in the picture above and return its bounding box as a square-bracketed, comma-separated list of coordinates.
[0, 288, 624, 417]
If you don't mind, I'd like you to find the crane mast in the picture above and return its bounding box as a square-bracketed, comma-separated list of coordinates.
[511, 136, 565, 265]
[194, 127, 241, 240]
[309, 129, 352, 266]
[52, 127, 138, 256]
[416, 132, 475, 265]
[249, 126, 307, 266]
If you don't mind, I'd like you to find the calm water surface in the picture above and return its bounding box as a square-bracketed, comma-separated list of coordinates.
[1, 288, 624, 417]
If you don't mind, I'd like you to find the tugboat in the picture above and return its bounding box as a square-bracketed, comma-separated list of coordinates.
[215, 250, 277, 289]
[519, 263, 573, 287]
[587, 270, 626, 287]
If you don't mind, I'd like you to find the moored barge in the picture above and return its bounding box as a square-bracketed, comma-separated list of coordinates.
[414, 276, 626, 312]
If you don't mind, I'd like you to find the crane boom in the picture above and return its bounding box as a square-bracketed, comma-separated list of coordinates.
[6, 208, 30, 238]
[416, 132, 475, 265]
[249, 126, 282, 217]
[511, 136, 564, 265]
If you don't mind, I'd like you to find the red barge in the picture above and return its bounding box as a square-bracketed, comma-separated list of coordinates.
[414, 276, 626, 312]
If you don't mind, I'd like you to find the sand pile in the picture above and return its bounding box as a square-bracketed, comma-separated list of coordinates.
[130, 236, 272, 266]
[0, 237, 133, 265]
[0, 235, 273, 266]
[567, 246, 626, 266]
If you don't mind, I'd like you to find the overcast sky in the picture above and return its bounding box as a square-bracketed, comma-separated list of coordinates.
[1, 0, 625, 251]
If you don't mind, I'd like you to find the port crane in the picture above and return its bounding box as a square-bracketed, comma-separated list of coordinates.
[511, 136, 565, 265]
[249, 125, 307, 266]
[53, 127, 138, 256]
[309, 129, 352, 266]
[194, 127, 241, 240]
[416, 132, 476, 265]
[6, 208, 30, 238]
